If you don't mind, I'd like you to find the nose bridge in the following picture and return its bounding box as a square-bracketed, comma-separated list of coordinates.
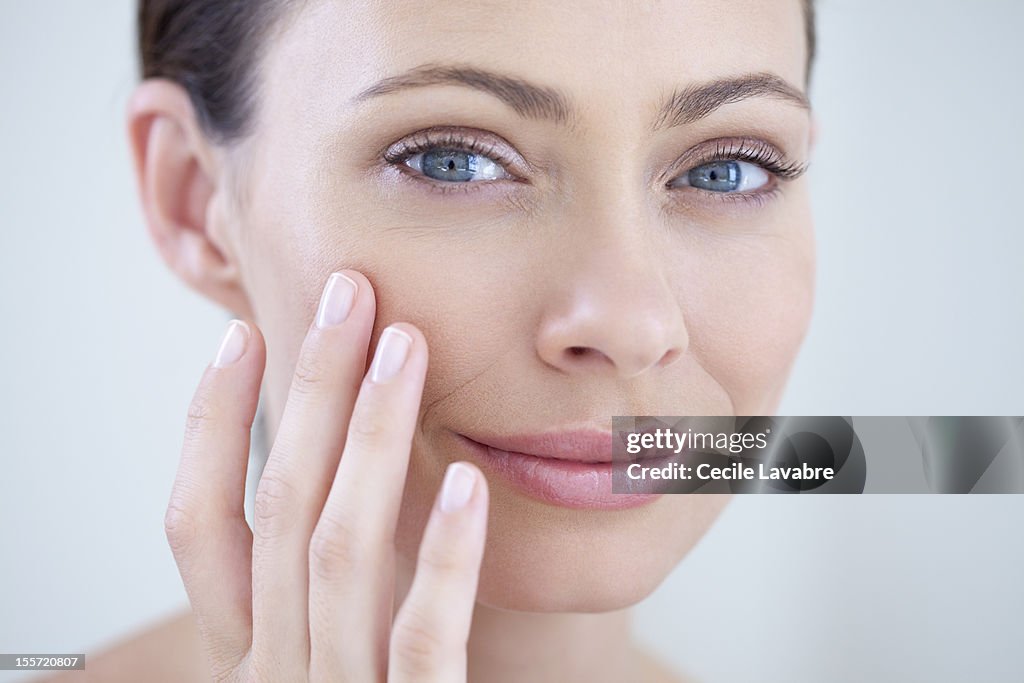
[567, 205, 662, 310]
[561, 161, 669, 304]
[535, 177, 689, 379]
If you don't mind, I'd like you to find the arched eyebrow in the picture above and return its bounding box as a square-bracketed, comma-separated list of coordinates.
[652, 72, 810, 129]
[351, 63, 576, 125]
[351, 64, 810, 130]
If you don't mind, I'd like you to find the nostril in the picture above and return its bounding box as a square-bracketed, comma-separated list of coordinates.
[659, 348, 681, 367]
[568, 346, 587, 357]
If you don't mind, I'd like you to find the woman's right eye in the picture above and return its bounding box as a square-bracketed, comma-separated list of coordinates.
[404, 148, 513, 183]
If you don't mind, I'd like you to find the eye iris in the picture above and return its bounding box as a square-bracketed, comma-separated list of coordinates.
[688, 161, 741, 192]
[422, 149, 478, 182]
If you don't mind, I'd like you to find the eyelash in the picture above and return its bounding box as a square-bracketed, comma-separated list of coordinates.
[382, 128, 524, 195]
[669, 138, 809, 208]
[700, 139, 807, 180]
[381, 128, 807, 204]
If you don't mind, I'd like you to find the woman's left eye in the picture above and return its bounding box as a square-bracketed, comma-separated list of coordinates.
[670, 160, 770, 193]
[404, 148, 512, 183]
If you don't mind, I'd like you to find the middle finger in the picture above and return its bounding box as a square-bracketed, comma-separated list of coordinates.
[308, 322, 428, 682]
[249, 271, 374, 676]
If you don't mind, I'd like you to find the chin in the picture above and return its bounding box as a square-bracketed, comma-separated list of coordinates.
[471, 489, 732, 613]
[394, 436, 731, 613]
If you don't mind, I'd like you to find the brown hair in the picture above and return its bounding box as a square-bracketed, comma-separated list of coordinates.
[804, 0, 817, 80]
[138, 0, 817, 143]
[138, 0, 291, 143]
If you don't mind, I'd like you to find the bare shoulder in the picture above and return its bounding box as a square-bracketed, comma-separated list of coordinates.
[634, 645, 699, 683]
[35, 608, 208, 683]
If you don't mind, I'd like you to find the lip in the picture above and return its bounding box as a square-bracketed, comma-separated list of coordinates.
[453, 429, 663, 510]
[465, 429, 616, 462]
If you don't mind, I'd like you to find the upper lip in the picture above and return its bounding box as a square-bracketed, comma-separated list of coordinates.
[461, 429, 614, 463]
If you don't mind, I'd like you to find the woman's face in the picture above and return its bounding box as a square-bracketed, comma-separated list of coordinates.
[219, 0, 814, 611]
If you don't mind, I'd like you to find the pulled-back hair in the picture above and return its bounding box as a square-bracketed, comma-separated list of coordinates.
[138, 0, 817, 143]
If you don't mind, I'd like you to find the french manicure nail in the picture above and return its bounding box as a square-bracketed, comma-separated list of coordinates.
[368, 326, 413, 383]
[213, 320, 249, 368]
[315, 272, 358, 328]
[440, 462, 476, 513]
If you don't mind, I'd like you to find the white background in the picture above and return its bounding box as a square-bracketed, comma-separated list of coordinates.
[1, 1, 1022, 681]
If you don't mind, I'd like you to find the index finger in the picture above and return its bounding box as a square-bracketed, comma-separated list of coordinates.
[307, 322, 429, 681]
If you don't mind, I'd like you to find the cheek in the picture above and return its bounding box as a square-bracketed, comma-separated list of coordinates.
[681, 227, 815, 414]
[318, 213, 534, 423]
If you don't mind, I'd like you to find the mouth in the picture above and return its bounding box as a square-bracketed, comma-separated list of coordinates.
[452, 429, 663, 510]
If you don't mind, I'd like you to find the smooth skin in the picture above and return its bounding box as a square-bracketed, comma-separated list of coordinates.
[46, 0, 814, 680]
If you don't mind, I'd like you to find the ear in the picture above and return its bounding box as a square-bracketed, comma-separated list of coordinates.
[126, 78, 252, 318]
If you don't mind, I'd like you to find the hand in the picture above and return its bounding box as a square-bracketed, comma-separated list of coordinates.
[164, 270, 489, 682]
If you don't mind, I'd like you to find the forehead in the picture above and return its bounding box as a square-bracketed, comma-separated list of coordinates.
[268, 0, 807, 116]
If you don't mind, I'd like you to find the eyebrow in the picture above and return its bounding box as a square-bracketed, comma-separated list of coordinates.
[352, 63, 575, 125]
[351, 64, 810, 130]
[652, 73, 810, 130]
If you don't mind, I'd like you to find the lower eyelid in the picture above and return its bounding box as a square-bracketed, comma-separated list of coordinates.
[391, 164, 525, 198]
[670, 185, 783, 210]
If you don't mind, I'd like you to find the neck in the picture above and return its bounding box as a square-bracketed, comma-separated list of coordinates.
[465, 602, 637, 683]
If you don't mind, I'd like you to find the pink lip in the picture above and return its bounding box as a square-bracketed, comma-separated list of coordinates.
[453, 430, 662, 510]
[466, 429, 616, 462]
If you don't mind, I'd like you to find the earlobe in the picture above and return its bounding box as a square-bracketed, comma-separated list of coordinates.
[126, 79, 252, 318]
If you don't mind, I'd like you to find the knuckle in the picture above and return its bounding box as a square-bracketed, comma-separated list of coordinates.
[204, 644, 249, 683]
[163, 496, 200, 557]
[184, 388, 215, 442]
[289, 348, 327, 397]
[239, 651, 284, 683]
[390, 610, 451, 676]
[417, 542, 467, 579]
[235, 650, 284, 683]
[252, 467, 300, 540]
[213, 668, 244, 683]
[308, 513, 363, 580]
[345, 409, 391, 450]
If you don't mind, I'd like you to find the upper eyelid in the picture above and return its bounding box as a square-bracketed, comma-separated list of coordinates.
[382, 126, 531, 175]
[665, 138, 807, 182]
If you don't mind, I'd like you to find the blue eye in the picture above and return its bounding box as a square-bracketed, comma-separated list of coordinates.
[404, 148, 510, 183]
[672, 160, 770, 193]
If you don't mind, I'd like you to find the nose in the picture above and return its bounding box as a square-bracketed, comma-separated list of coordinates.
[534, 234, 689, 380]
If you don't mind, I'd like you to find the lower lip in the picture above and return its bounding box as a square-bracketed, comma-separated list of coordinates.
[454, 433, 662, 510]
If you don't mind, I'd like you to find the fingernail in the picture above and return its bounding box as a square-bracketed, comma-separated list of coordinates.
[368, 326, 412, 383]
[315, 272, 358, 328]
[213, 320, 249, 368]
[440, 462, 476, 513]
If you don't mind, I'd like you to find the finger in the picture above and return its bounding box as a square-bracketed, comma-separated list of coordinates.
[248, 271, 375, 676]
[389, 462, 489, 683]
[308, 323, 428, 682]
[165, 319, 265, 671]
